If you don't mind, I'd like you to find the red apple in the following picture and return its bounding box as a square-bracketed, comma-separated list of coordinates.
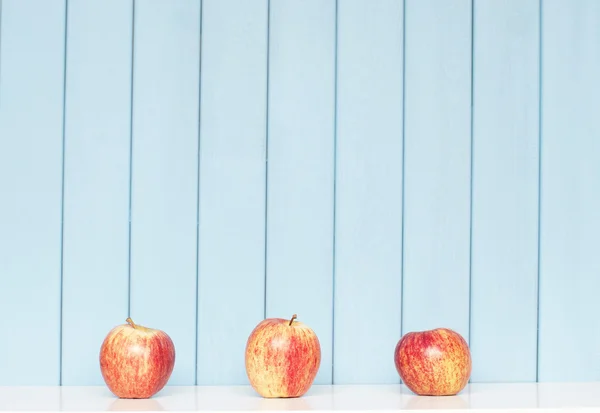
[99, 318, 176, 399]
[245, 314, 321, 398]
[394, 328, 471, 396]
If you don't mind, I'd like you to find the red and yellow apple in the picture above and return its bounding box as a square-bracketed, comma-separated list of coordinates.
[394, 328, 471, 396]
[245, 314, 321, 398]
[99, 318, 176, 399]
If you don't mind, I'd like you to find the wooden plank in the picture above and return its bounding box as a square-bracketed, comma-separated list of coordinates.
[266, 0, 336, 385]
[333, 0, 404, 384]
[402, 0, 472, 340]
[469, 0, 540, 383]
[196, 0, 268, 385]
[60, 0, 132, 385]
[0, 0, 66, 385]
[129, 0, 200, 386]
[538, 0, 600, 381]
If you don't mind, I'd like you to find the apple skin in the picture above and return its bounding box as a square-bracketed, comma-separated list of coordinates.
[245, 314, 321, 398]
[99, 318, 176, 399]
[394, 328, 471, 396]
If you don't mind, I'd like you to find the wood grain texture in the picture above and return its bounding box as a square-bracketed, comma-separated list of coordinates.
[265, 0, 337, 385]
[470, 0, 540, 383]
[538, 0, 600, 381]
[0, 0, 66, 385]
[402, 0, 472, 341]
[61, 0, 133, 385]
[333, 0, 404, 384]
[129, 0, 201, 385]
[196, 0, 268, 385]
[0, 0, 598, 386]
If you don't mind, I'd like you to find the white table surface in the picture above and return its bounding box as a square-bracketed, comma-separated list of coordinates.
[1, 383, 599, 413]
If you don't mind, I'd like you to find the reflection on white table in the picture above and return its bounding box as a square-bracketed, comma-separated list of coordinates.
[1, 383, 600, 412]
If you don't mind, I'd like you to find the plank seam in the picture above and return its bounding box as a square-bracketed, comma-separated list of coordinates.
[468, 0, 475, 352]
[263, 0, 271, 321]
[399, 0, 407, 347]
[127, 0, 136, 319]
[194, 0, 204, 387]
[331, 0, 339, 385]
[535, 0, 543, 384]
[58, 0, 70, 387]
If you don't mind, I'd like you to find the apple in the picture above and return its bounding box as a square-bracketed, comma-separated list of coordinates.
[99, 318, 176, 399]
[394, 327, 471, 396]
[245, 314, 321, 398]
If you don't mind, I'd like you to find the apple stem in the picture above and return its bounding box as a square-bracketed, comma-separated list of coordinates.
[289, 314, 297, 326]
[126, 317, 137, 329]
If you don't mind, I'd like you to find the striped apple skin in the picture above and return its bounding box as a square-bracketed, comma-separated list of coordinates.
[245, 317, 321, 398]
[394, 328, 471, 396]
[99, 321, 175, 399]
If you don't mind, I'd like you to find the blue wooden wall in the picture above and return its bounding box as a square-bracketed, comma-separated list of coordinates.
[0, 0, 599, 386]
